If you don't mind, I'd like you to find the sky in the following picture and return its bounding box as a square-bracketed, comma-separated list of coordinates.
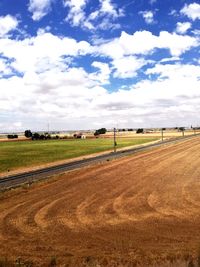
[0, 0, 200, 132]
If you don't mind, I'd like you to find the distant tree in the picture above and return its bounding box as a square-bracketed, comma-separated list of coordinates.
[94, 128, 107, 136]
[98, 128, 107, 134]
[94, 131, 99, 136]
[25, 130, 32, 138]
[46, 134, 51, 139]
[39, 134, 45, 140]
[127, 128, 133, 131]
[162, 128, 166, 131]
[136, 128, 144, 134]
[32, 132, 40, 140]
[44, 133, 51, 139]
[178, 127, 185, 132]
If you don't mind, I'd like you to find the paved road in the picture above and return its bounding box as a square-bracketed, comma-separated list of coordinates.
[0, 134, 199, 190]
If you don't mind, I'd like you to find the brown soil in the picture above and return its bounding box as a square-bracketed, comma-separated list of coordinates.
[0, 137, 200, 266]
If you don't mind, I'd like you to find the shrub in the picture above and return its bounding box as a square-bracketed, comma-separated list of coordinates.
[32, 132, 40, 140]
[7, 134, 18, 139]
[136, 128, 144, 134]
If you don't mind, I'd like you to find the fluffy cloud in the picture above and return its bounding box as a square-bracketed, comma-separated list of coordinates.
[28, 0, 53, 21]
[94, 63, 200, 123]
[99, 0, 124, 18]
[64, 0, 123, 30]
[1, 60, 200, 130]
[0, 15, 199, 131]
[146, 63, 200, 80]
[0, 32, 91, 75]
[64, 0, 88, 27]
[176, 22, 191, 34]
[0, 66, 109, 130]
[0, 15, 18, 37]
[112, 56, 146, 78]
[98, 30, 198, 59]
[1, 16, 169, 87]
[139, 11, 154, 24]
[181, 2, 200, 21]
[88, 0, 124, 30]
[90, 61, 111, 84]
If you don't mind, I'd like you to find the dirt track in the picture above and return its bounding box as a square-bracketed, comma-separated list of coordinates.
[0, 137, 200, 266]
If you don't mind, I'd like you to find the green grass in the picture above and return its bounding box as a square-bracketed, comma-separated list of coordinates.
[0, 137, 158, 173]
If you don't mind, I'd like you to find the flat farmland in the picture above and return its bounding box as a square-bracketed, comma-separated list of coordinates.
[104, 130, 200, 138]
[0, 137, 158, 174]
[0, 136, 200, 266]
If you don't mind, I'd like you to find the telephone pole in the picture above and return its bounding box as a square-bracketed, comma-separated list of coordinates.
[114, 127, 117, 153]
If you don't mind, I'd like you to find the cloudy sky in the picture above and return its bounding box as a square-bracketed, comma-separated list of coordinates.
[0, 0, 200, 132]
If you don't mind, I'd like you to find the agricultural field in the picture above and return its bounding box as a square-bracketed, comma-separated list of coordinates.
[0, 137, 158, 174]
[105, 129, 199, 138]
[0, 136, 199, 266]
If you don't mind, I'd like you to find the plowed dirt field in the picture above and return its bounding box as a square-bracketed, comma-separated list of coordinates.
[0, 137, 200, 266]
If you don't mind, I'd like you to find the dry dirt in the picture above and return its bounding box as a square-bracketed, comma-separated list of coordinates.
[0, 137, 200, 266]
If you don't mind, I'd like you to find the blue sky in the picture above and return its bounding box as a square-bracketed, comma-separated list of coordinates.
[0, 0, 200, 131]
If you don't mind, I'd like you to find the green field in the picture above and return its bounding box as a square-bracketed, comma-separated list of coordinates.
[0, 137, 158, 173]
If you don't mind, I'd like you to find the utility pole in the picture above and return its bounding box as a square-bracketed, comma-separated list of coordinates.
[114, 127, 117, 153]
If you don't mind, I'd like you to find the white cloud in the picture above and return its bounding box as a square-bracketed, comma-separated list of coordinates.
[181, 2, 200, 21]
[112, 56, 146, 78]
[146, 63, 200, 80]
[0, 22, 200, 131]
[192, 29, 200, 36]
[139, 11, 154, 24]
[0, 32, 91, 74]
[64, 0, 87, 27]
[64, 0, 123, 31]
[90, 64, 200, 127]
[160, 56, 180, 63]
[176, 22, 191, 34]
[0, 67, 109, 128]
[28, 0, 53, 21]
[0, 15, 18, 37]
[99, 0, 124, 18]
[1, 61, 200, 130]
[169, 9, 178, 17]
[97, 30, 198, 59]
[90, 61, 111, 84]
